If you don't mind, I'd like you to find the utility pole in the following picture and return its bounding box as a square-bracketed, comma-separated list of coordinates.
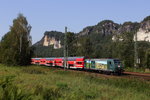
[134, 32, 138, 68]
[64, 27, 68, 69]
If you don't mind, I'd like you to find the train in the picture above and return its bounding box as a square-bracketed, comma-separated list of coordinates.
[31, 57, 124, 74]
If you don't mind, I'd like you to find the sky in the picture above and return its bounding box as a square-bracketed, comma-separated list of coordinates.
[0, 0, 150, 43]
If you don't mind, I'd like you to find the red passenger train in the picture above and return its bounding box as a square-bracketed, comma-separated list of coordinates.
[31, 57, 85, 69]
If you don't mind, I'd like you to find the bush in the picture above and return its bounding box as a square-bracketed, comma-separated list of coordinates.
[34, 85, 44, 96]
[0, 76, 31, 100]
[43, 88, 61, 100]
[34, 85, 62, 100]
[56, 82, 68, 90]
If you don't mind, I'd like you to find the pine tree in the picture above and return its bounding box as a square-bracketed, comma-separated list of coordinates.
[0, 14, 33, 66]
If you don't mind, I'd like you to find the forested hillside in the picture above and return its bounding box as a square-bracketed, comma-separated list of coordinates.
[33, 16, 150, 68]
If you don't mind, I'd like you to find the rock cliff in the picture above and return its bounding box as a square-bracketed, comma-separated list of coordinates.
[34, 31, 64, 49]
[34, 16, 150, 49]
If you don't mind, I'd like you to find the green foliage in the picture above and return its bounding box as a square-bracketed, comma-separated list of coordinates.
[116, 32, 134, 67]
[56, 82, 68, 90]
[90, 33, 113, 58]
[145, 48, 150, 68]
[137, 42, 150, 68]
[33, 45, 63, 57]
[22, 67, 46, 74]
[76, 36, 93, 57]
[66, 32, 77, 56]
[34, 85, 62, 100]
[0, 14, 33, 66]
[34, 85, 44, 96]
[0, 76, 31, 100]
[0, 64, 150, 100]
[125, 67, 150, 73]
[42, 88, 61, 100]
[97, 20, 115, 26]
[143, 15, 150, 22]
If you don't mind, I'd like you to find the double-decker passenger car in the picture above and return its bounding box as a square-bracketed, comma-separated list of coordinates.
[32, 57, 85, 68]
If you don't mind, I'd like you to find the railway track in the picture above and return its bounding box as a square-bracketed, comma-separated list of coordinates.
[48, 66, 150, 81]
[123, 72, 150, 81]
[123, 72, 150, 77]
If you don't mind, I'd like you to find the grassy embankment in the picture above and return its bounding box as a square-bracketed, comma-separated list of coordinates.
[0, 64, 150, 100]
[125, 67, 150, 73]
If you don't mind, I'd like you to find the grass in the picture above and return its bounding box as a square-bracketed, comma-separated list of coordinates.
[0, 64, 150, 100]
[125, 67, 150, 73]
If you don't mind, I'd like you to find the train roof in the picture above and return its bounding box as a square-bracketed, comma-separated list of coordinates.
[85, 58, 120, 61]
[32, 57, 121, 61]
[32, 58, 42, 60]
[32, 57, 85, 61]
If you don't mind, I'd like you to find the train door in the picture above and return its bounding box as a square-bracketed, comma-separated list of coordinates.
[84, 60, 91, 69]
[107, 60, 114, 71]
[91, 61, 95, 69]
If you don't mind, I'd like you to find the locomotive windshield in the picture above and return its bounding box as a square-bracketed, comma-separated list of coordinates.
[114, 60, 121, 64]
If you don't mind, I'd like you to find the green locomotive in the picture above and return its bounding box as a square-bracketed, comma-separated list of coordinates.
[84, 59, 124, 74]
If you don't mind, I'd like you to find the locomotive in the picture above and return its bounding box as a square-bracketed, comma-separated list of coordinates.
[31, 57, 124, 74]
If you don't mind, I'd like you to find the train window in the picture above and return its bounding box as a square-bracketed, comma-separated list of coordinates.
[114, 60, 121, 64]
[109, 62, 111, 65]
[69, 64, 74, 66]
[77, 62, 82, 64]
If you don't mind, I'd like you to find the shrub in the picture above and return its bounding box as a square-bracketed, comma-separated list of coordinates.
[56, 82, 68, 90]
[34, 85, 62, 100]
[43, 88, 61, 100]
[0, 76, 31, 100]
[34, 85, 44, 96]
